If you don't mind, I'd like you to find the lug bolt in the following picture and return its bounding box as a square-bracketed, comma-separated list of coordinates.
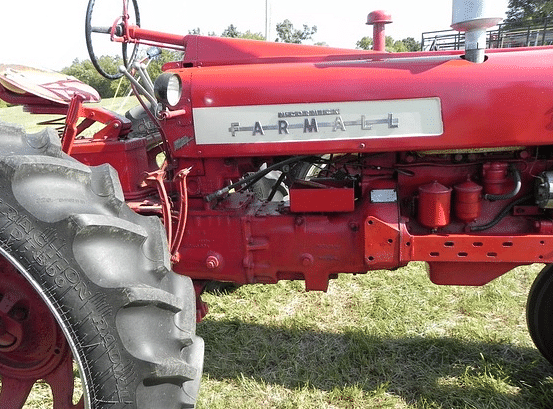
[10, 307, 28, 321]
[301, 253, 314, 267]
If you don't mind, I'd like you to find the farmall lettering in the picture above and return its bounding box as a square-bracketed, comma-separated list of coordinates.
[228, 110, 399, 137]
[192, 98, 443, 145]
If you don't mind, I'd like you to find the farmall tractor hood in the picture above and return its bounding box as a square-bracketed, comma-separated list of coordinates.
[176, 41, 553, 158]
[152, 0, 552, 158]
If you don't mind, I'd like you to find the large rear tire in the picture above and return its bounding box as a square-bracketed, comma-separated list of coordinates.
[0, 123, 203, 408]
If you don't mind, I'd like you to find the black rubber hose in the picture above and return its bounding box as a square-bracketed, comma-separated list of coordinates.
[267, 171, 288, 201]
[470, 194, 532, 232]
[204, 156, 311, 202]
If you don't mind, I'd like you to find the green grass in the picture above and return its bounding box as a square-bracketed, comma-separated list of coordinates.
[195, 263, 553, 409]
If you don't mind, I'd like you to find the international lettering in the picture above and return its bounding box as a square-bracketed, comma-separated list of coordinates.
[278, 109, 340, 118]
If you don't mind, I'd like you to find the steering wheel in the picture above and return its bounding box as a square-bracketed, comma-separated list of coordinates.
[85, 0, 141, 79]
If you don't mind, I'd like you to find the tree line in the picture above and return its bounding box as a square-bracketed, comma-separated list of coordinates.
[506, 0, 553, 24]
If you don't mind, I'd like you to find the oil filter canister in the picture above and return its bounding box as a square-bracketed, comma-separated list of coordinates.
[454, 178, 482, 223]
[482, 162, 509, 195]
[418, 181, 452, 229]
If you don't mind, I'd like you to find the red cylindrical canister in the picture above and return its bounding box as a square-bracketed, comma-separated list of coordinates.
[482, 162, 509, 195]
[454, 178, 482, 223]
[418, 181, 452, 229]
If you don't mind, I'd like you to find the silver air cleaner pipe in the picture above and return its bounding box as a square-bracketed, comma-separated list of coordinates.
[451, 0, 502, 63]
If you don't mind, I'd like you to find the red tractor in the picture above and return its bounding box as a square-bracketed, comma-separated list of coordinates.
[1, 0, 553, 407]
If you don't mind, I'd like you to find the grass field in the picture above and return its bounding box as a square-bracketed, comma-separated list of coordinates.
[195, 263, 553, 409]
[2, 103, 552, 408]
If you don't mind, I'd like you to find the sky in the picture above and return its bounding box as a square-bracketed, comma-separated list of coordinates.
[1, 0, 509, 71]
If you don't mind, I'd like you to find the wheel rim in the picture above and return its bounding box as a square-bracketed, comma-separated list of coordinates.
[0, 256, 83, 408]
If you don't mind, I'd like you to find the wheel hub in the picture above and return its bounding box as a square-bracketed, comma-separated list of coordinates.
[0, 258, 68, 379]
[0, 256, 81, 408]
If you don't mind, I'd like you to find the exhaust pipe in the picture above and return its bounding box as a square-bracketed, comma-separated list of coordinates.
[451, 0, 502, 63]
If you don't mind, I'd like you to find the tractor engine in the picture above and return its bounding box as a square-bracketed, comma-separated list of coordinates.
[119, 36, 553, 296]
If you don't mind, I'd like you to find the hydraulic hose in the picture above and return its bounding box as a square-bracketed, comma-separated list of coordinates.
[204, 155, 311, 202]
[470, 194, 531, 232]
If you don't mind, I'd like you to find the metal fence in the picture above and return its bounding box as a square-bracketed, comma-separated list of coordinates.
[421, 19, 553, 51]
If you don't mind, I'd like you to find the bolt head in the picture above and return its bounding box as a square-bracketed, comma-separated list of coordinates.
[206, 255, 220, 269]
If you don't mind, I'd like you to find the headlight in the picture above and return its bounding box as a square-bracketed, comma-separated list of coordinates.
[154, 73, 182, 107]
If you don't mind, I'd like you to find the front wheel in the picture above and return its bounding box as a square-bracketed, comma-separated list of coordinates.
[0, 123, 203, 408]
[527, 264, 553, 365]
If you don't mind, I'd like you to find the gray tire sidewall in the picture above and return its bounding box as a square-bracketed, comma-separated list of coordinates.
[0, 124, 202, 408]
[0, 190, 137, 407]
